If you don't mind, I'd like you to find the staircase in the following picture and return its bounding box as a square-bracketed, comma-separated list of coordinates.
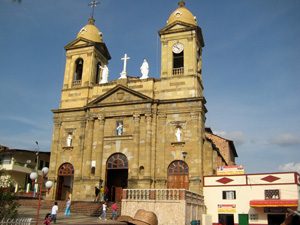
[16, 197, 122, 217]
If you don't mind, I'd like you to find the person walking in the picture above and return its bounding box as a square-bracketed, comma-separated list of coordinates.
[94, 186, 100, 202]
[64, 197, 71, 216]
[50, 202, 58, 224]
[100, 186, 105, 201]
[110, 202, 117, 220]
[104, 186, 109, 201]
[44, 213, 53, 225]
[99, 202, 108, 220]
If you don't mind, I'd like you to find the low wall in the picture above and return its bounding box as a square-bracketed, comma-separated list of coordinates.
[121, 189, 206, 225]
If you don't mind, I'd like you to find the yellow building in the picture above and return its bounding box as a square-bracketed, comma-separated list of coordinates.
[47, 0, 237, 204]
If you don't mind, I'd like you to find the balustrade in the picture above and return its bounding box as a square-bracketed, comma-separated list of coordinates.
[124, 189, 204, 205]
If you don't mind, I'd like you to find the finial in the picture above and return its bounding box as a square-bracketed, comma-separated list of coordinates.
[178, 0, 185, 7]
[88, 1, 100, 18]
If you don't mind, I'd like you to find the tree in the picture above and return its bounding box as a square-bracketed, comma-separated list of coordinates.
[12, 0, 22, 3]
[0, 148, 20, 219]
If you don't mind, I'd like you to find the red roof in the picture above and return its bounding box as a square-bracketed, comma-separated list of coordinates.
[250, 199, 298, 207]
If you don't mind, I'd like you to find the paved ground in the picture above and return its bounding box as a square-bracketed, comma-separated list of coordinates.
[17, 206, 126, 225]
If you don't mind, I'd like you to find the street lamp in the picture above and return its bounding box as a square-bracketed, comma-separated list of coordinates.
[33, 141, 39, 197]
[182, 151, 187, 161]
[30, 167, 53, 225]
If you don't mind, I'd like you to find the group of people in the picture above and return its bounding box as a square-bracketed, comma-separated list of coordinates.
[94, 186, 108, 202]
[99, 202, 118, 221]
[43, 186, 118, 224]
[43, 197, 71, 224]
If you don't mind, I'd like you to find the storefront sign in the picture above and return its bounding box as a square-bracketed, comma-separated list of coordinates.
[217, 165, 244, 175]
[218, 204, 236, 213]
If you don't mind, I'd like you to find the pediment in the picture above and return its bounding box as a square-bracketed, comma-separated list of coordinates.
[87, 84, 153, 107]
[64, 38, 93, 50]
[158, 21, 197, 35]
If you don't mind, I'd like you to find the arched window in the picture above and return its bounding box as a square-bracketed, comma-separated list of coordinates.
[74, 58, 83, 85]
[167, 160, 189, 189]
[58, 163, 74, 176]
[173, 51, 184, 75]
[95, 62, 101, 84]
[107, 153, 128, 169]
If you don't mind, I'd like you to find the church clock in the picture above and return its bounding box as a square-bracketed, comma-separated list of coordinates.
[172, 43, 184, 54]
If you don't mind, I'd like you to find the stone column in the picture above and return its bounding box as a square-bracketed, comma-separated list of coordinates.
[47, 119, 61, 200]
[78, 120, 86, 178]
[190, 111, 203, 193]
[155, 114, 167, 189]
[96, 114, 105, 179]
[132, 113, 140, 179]
[144, 114, 152, 179]
[82, 117, 94, 179]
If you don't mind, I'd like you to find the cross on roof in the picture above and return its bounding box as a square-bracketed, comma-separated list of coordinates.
[88, 1, 100, 17]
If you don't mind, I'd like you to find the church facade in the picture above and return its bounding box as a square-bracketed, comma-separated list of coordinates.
[47, 1, 237, 202]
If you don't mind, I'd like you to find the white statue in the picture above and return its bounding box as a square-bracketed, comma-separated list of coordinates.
[116, 122, 123, 136]
[175, 128, 181, 142]
[140, 59, 149, 79]
[99, 65, 109, 84]
[67, 134, 72, 146]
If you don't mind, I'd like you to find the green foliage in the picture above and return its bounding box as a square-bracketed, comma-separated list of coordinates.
[0, 185, 20, 219]
[0, 149, 20, 219]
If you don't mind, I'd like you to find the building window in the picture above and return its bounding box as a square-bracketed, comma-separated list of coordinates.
[222, 190, 236, 199]
[1, 154, 12, 164]
[265, 189, 280, 199]
[39, 160, 44, 170]
[73, 58, 83, 86]
[173, 51, 184, 75]
[95, 62, 101, 84]
[250, 214, 258, 221]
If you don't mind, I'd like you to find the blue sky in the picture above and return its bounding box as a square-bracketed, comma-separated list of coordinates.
[0, 0, 299, 174]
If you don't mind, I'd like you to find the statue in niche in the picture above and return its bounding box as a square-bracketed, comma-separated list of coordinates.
[175, 128, 181, 142]
[99, 64, 109, 84]
[140, 59, 149, 79]
[116, 121, 123, 136]
[67, 134, 72, 146]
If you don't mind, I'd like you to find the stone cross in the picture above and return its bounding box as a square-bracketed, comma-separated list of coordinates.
[120, 54, 130, 79]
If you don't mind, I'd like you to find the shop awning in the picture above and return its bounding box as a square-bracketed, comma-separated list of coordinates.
[250, 200, 298, 207]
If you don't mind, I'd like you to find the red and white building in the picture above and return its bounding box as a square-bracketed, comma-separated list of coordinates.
[203, 171, 300, 225]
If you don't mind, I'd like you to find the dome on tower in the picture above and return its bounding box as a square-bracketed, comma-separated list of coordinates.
[167, 1, 197, 26]
[76, 17, 103, 43]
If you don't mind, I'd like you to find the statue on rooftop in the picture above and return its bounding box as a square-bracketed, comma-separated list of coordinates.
[140, 59, 149, 79]
[99, 64, 109, 84]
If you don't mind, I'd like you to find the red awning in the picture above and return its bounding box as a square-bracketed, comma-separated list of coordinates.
[250, 200, 298, 207]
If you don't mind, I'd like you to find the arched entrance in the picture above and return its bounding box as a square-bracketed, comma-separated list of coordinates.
[167, 160, 189, 190]
[106, 153, 128, 202]
[56, 163, 74, 200]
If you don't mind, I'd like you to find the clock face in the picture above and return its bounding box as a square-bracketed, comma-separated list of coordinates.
[172, 43, 184, 54]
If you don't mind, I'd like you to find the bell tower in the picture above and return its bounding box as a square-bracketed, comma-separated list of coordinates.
[158, 0, 204, 80]
[60, 16, 111, 109]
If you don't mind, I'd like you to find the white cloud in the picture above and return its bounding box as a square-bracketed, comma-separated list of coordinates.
[278, 162, 300, 173]
[214, 131, 247, 145]
[269, 134, 300, 147]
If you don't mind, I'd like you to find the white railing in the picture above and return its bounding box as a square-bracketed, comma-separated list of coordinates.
[72, 80, 82, 86]
[173, 67, 184, 75]
[124, 189, 204, 205]
[0, 218, 33, 225]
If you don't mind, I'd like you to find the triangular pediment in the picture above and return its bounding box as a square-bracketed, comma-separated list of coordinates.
[64, 37, 94, 50]
[87, 84, 153, 107]
[158, 21, 197, 35]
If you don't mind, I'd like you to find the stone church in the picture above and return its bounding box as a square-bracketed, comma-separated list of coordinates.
[47, 1, 237, 202]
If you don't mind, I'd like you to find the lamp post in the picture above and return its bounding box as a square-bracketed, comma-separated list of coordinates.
[33, 141, 39, 197]
[30, 167, 53, 225]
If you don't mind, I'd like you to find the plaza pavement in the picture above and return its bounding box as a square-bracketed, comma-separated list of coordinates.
[17, 206, 126, 225]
